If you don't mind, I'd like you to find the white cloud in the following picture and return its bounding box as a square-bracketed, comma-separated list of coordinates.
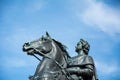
[95, 61, 120, 76]
[1, 27, 44, 53]
[74, 0, 120, 35]
[1, 56, 39, 69]
[2, 58, 27, 68]
[25, 0, 46, 13]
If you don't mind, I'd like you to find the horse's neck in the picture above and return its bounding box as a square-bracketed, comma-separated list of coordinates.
[48, 41, 65, 65]
[34, 42, 65, 75]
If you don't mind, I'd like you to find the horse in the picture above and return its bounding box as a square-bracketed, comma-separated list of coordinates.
[23, 32, 72, 80]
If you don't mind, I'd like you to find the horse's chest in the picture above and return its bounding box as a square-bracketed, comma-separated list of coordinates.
[36, 57, 66, 79]
[37, 63, 63, 80]
[39, 59, 59, 73]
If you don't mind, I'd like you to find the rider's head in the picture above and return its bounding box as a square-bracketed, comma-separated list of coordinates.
[75, 39, 90, 55]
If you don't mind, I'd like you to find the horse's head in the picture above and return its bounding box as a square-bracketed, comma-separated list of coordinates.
[23, 32, 53, 55]
[23, 32, 71, 80]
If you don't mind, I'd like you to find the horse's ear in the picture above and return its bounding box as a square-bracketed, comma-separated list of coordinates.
[42, 35, 44, 40]
[46, 32, 51, 38]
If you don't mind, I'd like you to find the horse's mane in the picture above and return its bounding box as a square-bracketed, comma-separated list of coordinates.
[52, 39, 70, 58]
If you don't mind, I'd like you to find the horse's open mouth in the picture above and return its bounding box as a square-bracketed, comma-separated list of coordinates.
[27, 49, 35, 55]
[23, 47, 33, 52]
[23, 47, 35, 55]
[23, 43, 34, 54]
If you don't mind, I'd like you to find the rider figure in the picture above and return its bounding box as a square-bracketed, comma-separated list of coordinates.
[67, 39, 98, 80]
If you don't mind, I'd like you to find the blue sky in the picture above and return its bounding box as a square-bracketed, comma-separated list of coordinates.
[0, 0, 120, 80]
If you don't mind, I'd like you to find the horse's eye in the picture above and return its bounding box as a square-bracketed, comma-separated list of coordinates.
[77, 43, 79, 46]
[43, 38, 47, 41]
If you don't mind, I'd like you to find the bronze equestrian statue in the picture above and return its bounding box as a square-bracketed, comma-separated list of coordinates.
[23, 32, 98, 80]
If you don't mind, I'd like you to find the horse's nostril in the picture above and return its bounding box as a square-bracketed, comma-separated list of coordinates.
[25, 42, 29, 46]
[23, 42, 29, 51]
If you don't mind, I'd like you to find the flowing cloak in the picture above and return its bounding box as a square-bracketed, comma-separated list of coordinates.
[67, 55, 98, 80]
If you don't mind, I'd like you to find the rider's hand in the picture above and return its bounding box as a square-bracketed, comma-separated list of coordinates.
[66, 67, 81, 74]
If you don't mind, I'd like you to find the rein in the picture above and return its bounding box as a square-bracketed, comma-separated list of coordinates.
[32, 54, 42, 61]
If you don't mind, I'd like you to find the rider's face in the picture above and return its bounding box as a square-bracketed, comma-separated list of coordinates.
[77, 42, 83, 49]
[75, 42, 83, 52]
